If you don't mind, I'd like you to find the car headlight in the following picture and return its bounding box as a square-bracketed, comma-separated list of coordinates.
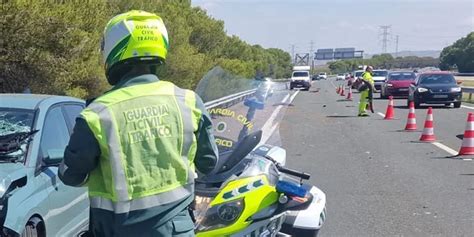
[195, 199, 244, 232]
[451, 87, 461, 92]
[418, 87, 428, 93]
[386, 83, 393, 87]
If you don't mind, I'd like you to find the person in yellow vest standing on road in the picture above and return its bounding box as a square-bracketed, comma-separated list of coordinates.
[59, 10, 219, 237]
[358, 66, 375, 116]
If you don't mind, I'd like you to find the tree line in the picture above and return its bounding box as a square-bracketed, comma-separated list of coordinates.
[440, 32, 473, 73]
[0, 0, 292, 99]
[327, 54, 440, 74]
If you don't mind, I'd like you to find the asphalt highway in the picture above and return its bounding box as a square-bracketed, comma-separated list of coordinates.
[279, 78, 474, 236]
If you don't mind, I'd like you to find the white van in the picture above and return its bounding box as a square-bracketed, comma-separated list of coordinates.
[290, 68, 311, 91]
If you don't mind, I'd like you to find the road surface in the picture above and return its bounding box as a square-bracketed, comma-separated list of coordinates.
[279, 78, 474, 236]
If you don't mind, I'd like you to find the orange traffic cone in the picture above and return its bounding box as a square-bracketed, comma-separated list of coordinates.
[340, 86, 345, 96]
[384, 96, 395, 120]
[336, 85, 341, 94]
[346, 87, 353, 100]
[405, 101, 417, 131]
[458, 113, 474, 155]
[419, 107, 436, 142]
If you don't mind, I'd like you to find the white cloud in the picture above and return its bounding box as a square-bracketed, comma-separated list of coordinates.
[337, 21, 351, 28]
[192, 0, 218, 11]
[358, 24, 377, 32]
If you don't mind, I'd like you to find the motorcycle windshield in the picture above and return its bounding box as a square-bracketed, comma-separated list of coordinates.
[195, 66, 291, 158]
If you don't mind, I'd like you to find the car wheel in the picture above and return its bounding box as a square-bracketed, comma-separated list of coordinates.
[21, 217, 45, 237]
[454, 102, 461, 108]
[445, 103, 451, 107]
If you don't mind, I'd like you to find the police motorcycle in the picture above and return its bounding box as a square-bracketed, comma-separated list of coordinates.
[193, 67, 327, 236]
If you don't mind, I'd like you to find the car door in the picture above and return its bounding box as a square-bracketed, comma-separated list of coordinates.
[39, 105, 88, 236]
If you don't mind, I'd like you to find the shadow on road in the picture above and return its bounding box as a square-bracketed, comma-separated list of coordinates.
[456, 134, 464, 140]
[273, 103, 294, 107]
[336, 99, 353, 102]
[392, 130, 421, 132]
[326, 115, 360, 118]
[460, 173, 474, 176]
[430, 156, 469, 160]
[393, 105, 456, 110]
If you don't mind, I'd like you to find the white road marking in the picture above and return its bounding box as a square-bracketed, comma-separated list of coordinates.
[377, 112, 385, 118]
[461, 105, 474, 110]
[329, 79, 336, 88]
[432, 142, 458, 156]
[260, 91, 299, 145]
[289, 89, 299, 102]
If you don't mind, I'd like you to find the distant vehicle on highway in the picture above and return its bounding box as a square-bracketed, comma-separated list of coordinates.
[372, 69, 388, 91]
[336, 74, 345, 81]
[380, 71, 416, 99]
[318, 72, 327, 80]
[350, 70, 364, 89]
[408, 72, 462, 108]
[344, 73, 351, 80]
[0, 94, 89, 236]
[290, 66, 311, 90]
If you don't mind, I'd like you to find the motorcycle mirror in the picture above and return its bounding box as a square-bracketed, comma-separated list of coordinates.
[218, 130, 262, 173]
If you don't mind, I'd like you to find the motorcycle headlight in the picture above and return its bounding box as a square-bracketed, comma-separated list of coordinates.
[451, 87, 461, 92]
[418, 87, 428, 93]
[195, 199, 245, 232]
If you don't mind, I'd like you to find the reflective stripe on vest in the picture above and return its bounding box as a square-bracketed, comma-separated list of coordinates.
[81, 81, 200, 213]
[90, 178, 194, 213]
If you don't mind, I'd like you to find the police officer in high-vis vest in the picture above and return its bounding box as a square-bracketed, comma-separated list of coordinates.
[59, 10, 218, 237]
[358, 65, 375, 117]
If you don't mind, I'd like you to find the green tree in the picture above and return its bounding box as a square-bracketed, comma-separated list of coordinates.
[440, 32, 474, 72]
[0, 0, 293, 97]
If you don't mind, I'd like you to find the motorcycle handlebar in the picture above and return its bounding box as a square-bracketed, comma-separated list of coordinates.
[277, 166, 311, 180]
[263, 155, 311, 180]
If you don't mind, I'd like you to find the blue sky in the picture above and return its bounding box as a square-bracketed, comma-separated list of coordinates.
[192, 0, 473, 55]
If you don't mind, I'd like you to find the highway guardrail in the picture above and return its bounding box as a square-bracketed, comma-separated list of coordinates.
[455, 73, 474, 77]
[204, 89, 257, 109]
[462, 86, 474, 101]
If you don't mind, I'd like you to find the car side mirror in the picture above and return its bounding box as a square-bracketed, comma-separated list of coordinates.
[44, 149, 64, 166]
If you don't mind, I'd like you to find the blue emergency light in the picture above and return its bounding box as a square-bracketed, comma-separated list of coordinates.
[276, 180, 307, 198]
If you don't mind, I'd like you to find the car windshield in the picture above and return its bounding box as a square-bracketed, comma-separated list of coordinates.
[373, 71, 388, 77]
[419, 74, 456, 84]
[338, 74, 344, 76]
[389, 72, 416, 80]
[319, 73, 326, 75]
[0, 108, 35, 161]
[293, 71, 309, 77]
[355, 71, 363, 77]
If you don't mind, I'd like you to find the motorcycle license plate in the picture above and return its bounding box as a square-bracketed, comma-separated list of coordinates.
[433, 94, 448, 98]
